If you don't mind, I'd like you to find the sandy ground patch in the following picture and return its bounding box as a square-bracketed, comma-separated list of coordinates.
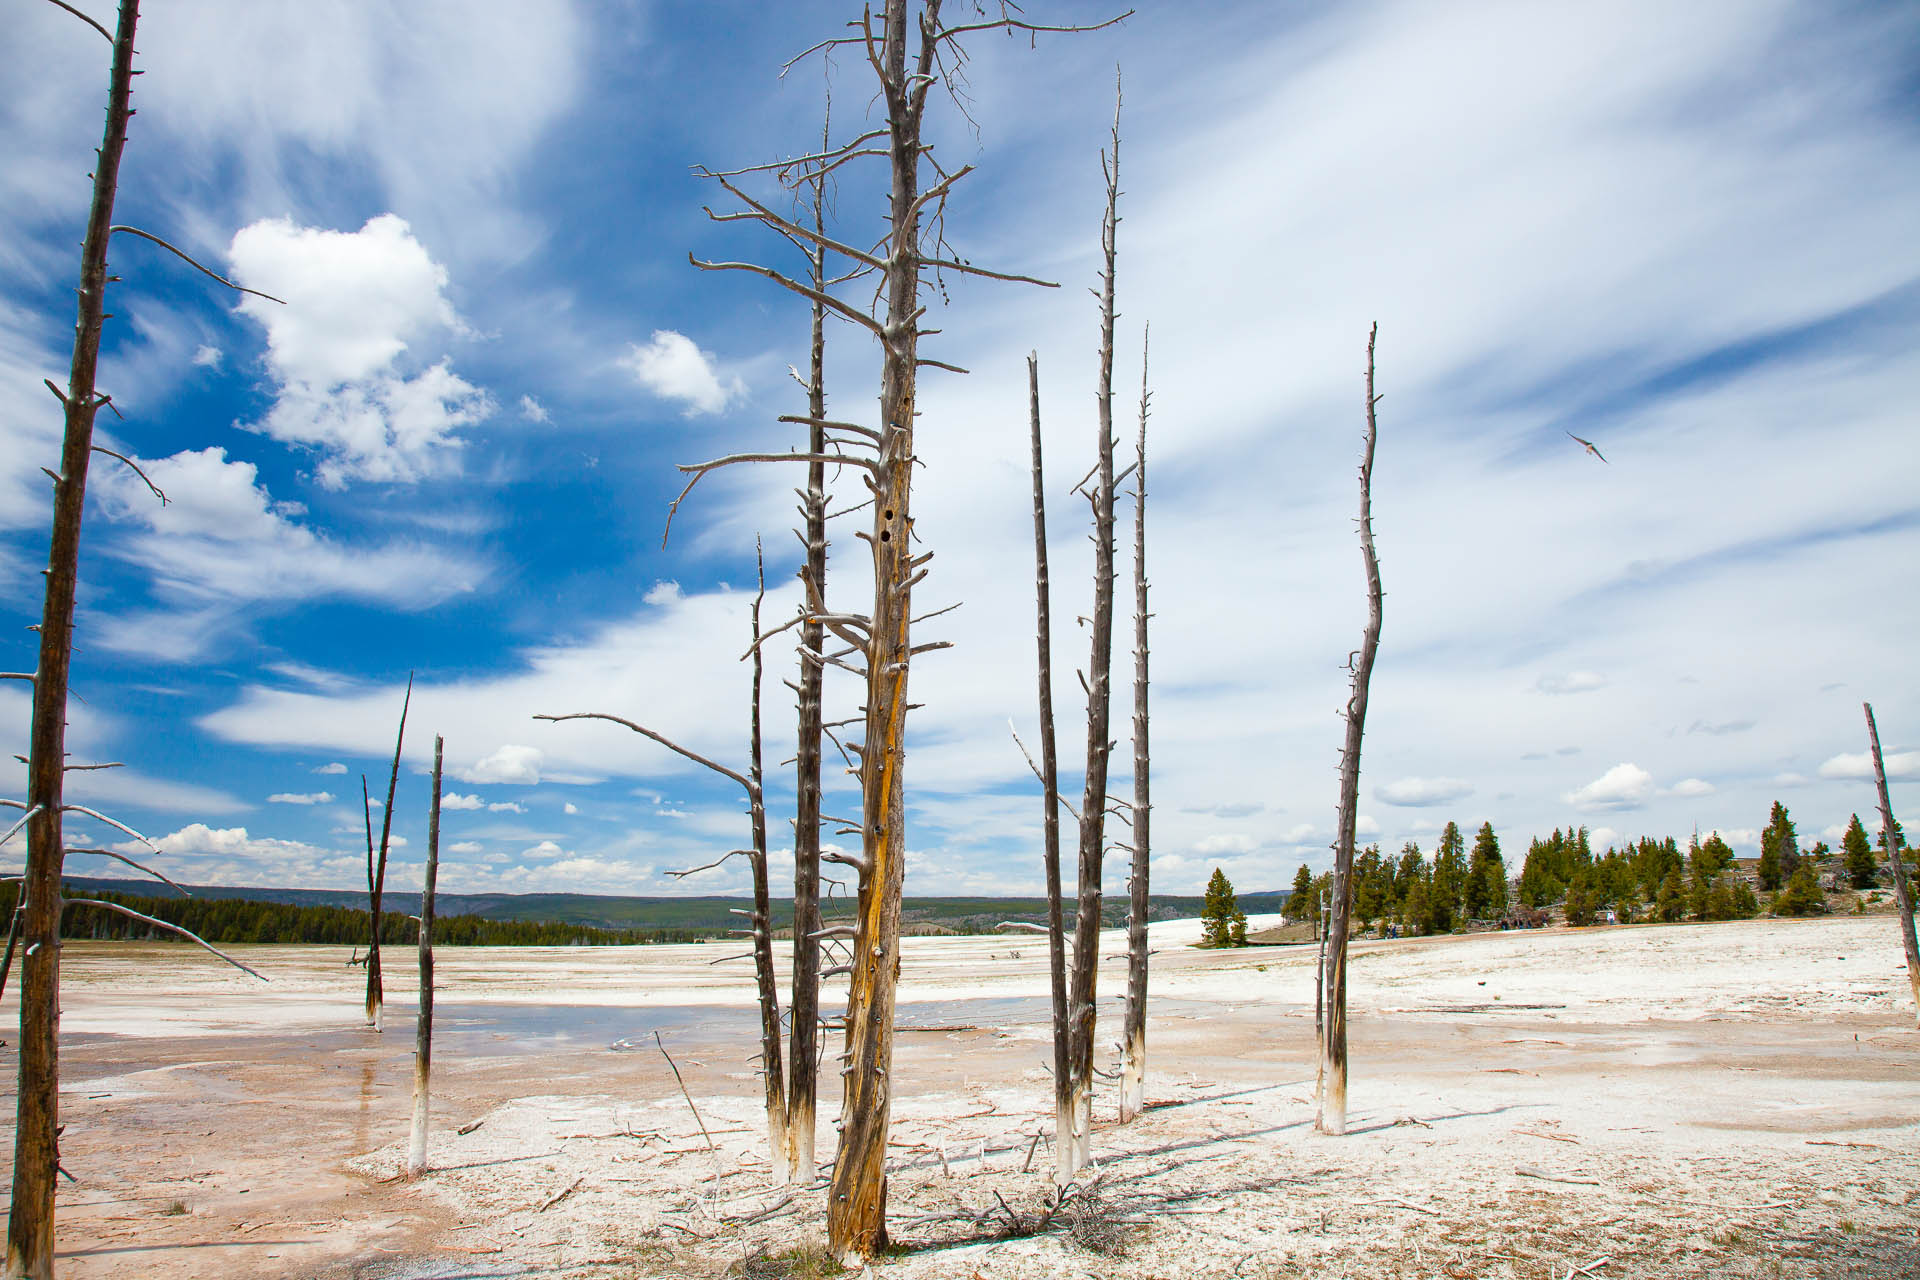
[5, 914, 1916, 1278]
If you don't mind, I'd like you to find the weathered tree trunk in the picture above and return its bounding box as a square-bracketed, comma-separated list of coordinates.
[1119, 331, 1152, 1123]
[1025, 355, 1074, 1180]
[408, 735, 443, 1178]
[785, 132, 832, 1188]
[10, 6, 140, 1273]
[746, 554, 791, 1176]
[1319, 323, 1385, 1137]
[1064, 90, 1124, 1178]
[1864, 703, 1919, 1024]
[367, 675, 413, 1032]
[827, 6, 922, 1248]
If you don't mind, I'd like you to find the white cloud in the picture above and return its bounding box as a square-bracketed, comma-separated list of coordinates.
[440, 793, 486, 811]
[1773, 772, 1813, 788]
[522, 839, 566, 860]
[518, 394, 550, 423]
[92, 447, 483, 656]
[268, 791, 334, 805]
[1566, 763, 1655, 812]
[1193, 833, 1254, 855]
[458, 745, 544, 786]
[1537, 671, 1606, 696]
[1376, 777, 1474, 807]
[621, 330, 742, 416]
[448, 841, 483, 855]
[1356, 815, 1381, 838]
[229, 215, 491, 488]
[192, 344, 222, 369]
[1661, 778, 1715, 798]
[563, 802, 579, 816]
[487, 801, 526, 814]
[313, 762, 348, 775]
[1710, 827, 1761, 852]
[1818, 750, 1920, 782]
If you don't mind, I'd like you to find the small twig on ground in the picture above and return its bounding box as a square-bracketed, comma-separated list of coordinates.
[654, 1030, 718, 1162]
[1515, 1166, 1599, 1186]
[1570, 1254, 1613, 1278]
[536, 1177, 585, 1214]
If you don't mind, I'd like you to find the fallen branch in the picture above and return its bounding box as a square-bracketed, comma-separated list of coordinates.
[1514, 1166, 1598, 1186]
[536, 1176, 585, 1214]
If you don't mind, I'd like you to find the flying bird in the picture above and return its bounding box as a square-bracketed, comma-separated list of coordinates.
[1567, 431, 1608, 463]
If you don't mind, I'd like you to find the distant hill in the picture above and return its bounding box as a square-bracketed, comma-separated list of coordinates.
[60, 877, 1287, 938]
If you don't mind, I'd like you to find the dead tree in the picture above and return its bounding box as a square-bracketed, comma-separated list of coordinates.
[537, 549, 789, 1175]
[1063, 85, 1126, 1177]
[1022, 354, 1073, 1180]
[1118, 328, 1152, 1122]
[408, 735, 444, 1178]
[1864, 702, 1919, 1024]
[366, 675, 413, 1032]
[672, 3, 1122, 1255]
[7, 2, 276, 1270]
[783, 106, 836, 1187]
[1318, 323, 1385, 1137]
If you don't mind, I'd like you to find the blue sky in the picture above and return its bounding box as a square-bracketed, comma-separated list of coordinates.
[3, 0, 1917, 899]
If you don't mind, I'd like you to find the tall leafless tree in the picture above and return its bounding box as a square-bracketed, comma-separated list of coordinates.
[1318, 323, 1385, 1137]
[366, 675, 413, 1032]
[1118, 328, 1152, 1122]
[8, 3, 278, 1270]
[1062, 84, 1126, 1177]
[408, 735, 444, 1178]
[671, 3, 1122, 1255]
[538, 548, 790, 1176]
[1864, 702, 1919, 1024]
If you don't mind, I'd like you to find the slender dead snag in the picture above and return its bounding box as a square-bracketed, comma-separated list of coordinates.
[1025, 355, 1073, 1181]
[785, 106, 834, 1188]
[1118, 328, 1151, 1123]
[367, 674, 413, 1033]
[12, 5, 139, 1272]
[1864, 703, 1919, 1024]
[408, 735, 443, 1178]
[536, 551, 788, 1178]
[1065, 81, 1125, 1178]
[1319, 323, 1385, 1137]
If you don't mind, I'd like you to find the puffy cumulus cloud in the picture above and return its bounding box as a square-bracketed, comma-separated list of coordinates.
[563, 802, 580, 816]
[621, 330, 742, 416]
[440, 792, 486, 810]
[1356, 815, 1381, 837]
[93, 448, 482, 650]
[1536, 671, 1606, 696]
[313, 762, 348, 775]
[1566, 763, 1655, 812]
[268, 791, 334, 805]
[1818, 749, 1920, 781]
[229, 215, 490, 488]
[1710, 827, 1761, 851]
[458, 745, 543, 785]
[1376, 777, 1474, 807]
[1661, 778, 1715, 798]
[447, 841, 483, 855]
[522, 840, 566, 860]
[487, 801, 525, 814]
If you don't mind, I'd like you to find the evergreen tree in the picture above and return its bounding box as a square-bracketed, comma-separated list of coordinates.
[1842, 813, 1877, 889]
[1771, 861, 1825, 917]
[1352, 844, 1385, 931]
[1201, 867, 1245, 947]
[1465, 821, 1505, 920]
[1563, 873, 1597, 926]
[1286, 864, 1314, 920]
[1655, 866, 1686, 922]
[1431, 821, 1468, 932]
[1758, 801, 1797, 890]
[1695, 832, 1735, 878]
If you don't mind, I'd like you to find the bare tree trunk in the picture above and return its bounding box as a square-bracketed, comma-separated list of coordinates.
[1064, 87, 1124, 1178]
[1864, 703, 1919, 1025]
[408, 736, 442, 1178]
[1319, 323, 1385, 1137]
[10, 5, 140, 1272]
[367, 675, 413, 1033]
[785, 121, 832, 1188]
[745, 551, 791, 1176]
[1025, 355, 1074, 1181]
[1119, 331, 1152, 1123]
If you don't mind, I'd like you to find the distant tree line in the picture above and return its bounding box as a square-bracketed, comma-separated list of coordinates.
[13, 884, 689, 947]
